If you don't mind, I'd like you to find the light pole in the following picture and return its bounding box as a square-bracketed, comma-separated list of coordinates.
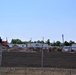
[62, 34, 64, 50]
[62, 34, 64, 44]
[41, 37, 44, 74]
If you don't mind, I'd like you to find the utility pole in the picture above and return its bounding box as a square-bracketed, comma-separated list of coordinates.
[62, 34, 64, 44]
[62, 34, 64, 50]
[41, 37, 44, 74]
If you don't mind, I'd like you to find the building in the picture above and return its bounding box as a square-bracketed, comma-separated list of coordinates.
[27, 43, 49, 49]
[8, 43, 49, 49]
[8, 43, 26, 48]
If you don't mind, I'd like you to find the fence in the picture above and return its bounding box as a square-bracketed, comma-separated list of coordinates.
[0, 44, 2, 67]
[1, 47, 76, 75]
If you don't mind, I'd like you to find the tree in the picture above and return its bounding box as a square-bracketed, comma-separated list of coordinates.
[64, 41, 69, 46]
[51, 41, 61, 46]
[45, 39, 50, 45]
[69, 40, 75, 46]
[11, 39, 17, 44]
[37, 40, 44, 43]
[11, 39, 22, 44]
[16, 39, 22, 44]
[22, 41, 28, 44]
[51, 41, 56, 46]
[55, 41, 61, 46]
[33, 41, 37, 43]
[37, 40, 41, 43]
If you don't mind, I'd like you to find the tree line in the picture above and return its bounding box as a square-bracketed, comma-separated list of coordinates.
[11, 39, 75, 46]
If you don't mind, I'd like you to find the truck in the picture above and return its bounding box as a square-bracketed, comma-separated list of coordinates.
[71, 44, 76, 52]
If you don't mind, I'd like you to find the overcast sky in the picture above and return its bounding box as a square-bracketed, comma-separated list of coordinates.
[0, 0, 76, 42]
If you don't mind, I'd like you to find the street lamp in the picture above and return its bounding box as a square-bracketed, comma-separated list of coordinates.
[62, 34, 64, 51]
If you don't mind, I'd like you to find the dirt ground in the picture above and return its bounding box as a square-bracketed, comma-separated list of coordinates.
[0, 67, 76, 75]
[3, 46, 62, 52]
[1, 51, 76, 75]
[2, 52, 76, 69]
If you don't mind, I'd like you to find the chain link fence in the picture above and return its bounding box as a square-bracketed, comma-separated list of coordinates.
[0, 44, 2, 67]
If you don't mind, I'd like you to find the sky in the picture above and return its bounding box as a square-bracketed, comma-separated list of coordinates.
[0, 0, 76, 42]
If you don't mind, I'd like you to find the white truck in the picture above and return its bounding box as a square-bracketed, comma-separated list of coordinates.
[62, 46, 71, 52]
[71, 44, 76, 52]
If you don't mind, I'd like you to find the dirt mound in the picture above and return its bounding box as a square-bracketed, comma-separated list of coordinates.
[8, 47, 23, 52]
[49, 47, 62, 52]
